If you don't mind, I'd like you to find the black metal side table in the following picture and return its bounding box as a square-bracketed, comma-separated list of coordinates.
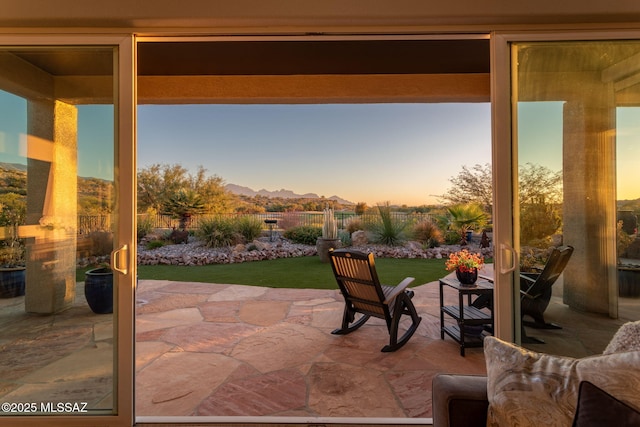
[439, 277, 494, 356]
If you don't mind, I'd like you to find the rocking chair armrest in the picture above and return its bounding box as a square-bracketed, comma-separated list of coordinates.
[519, 273, 536, 283]
[519, 289, 539, 300]
[383, 277, 415, 304]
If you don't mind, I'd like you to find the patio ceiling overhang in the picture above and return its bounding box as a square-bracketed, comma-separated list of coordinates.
[6, 39, 640, 106]
[516, 43, 640, 106]
[137, 39, 491, 104]
[1, 39, 492, 104]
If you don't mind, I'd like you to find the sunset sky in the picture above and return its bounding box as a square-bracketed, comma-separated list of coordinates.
[137, 103, 492, 206]
[1, 89, 639, 206]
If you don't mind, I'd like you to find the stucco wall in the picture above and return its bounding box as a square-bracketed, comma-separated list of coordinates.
[1, 0, 640, 31]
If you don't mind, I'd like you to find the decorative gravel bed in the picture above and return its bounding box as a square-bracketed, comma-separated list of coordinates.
[135, 237, 494, 266]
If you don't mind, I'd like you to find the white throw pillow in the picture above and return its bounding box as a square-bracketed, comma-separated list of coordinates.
[603, 320, 640, 355]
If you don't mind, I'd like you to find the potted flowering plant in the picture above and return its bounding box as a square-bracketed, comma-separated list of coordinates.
[445, 249, 485, 285]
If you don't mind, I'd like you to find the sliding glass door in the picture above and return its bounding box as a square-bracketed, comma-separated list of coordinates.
[0, 36, 135, 426]
[493, 32, 640, 355]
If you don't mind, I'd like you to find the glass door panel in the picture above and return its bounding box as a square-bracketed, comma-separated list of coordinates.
[0, 39, 134, 426]
[512, 40, 640, 356]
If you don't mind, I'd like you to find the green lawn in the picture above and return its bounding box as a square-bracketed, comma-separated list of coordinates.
[133, 256, 449, 289]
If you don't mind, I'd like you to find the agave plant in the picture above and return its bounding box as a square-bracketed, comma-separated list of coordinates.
[370, 202, 406, 246]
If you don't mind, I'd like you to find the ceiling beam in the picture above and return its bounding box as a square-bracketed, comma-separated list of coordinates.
[137, 73, 490, 104]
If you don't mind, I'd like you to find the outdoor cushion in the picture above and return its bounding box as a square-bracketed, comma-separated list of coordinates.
[484, 336, 640, 427]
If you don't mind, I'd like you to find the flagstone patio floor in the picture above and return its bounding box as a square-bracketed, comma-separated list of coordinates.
[1, 277, 631, 423]
[134, 279, 487, 420]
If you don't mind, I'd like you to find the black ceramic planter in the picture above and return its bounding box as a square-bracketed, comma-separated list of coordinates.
[456, 267, 478, 286]
[85, 267, 113, 314]
[618, 267, 640, 298]
[0, 267, 26, 298]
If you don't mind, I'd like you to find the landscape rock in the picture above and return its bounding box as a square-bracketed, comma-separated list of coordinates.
[77, 236, 493, 268]
[351, 230, 368, 246]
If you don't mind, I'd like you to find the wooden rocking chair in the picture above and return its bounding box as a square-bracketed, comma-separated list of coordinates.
[328, 249, 422, 352]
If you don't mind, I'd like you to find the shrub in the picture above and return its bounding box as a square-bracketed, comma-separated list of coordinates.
[345, 216, 364, 234]
[283, 225, 322, 245]
[520, 201, 561, 245]
[444, 230, 462, 245]
[369, 203, 406, 246]
[339, 230, 352, 247]
[278, 212, 301, 230]
[169, 228, 189, 244]
[412, 219, 443, 248]
[198, 216, 241, 248]
[137, 214, 155, 242]
[88, 231, 113, 256]
[146, 240, 166, 250]
[235, 215, 263, 242]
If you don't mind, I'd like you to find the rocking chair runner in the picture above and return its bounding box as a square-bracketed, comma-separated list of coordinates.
[328, 249, 422, 352]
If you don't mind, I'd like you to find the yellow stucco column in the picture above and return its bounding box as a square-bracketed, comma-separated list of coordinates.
[24, 99, 78, 314]
[562, 98, 618, 317]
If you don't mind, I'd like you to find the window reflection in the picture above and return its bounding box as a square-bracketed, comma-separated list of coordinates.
[514, 41, 640, 356]
[0, 46, 116, 416]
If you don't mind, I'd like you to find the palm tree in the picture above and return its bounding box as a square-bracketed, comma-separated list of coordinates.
[164, 189, 205, 230]
[445, 203, 488, 245]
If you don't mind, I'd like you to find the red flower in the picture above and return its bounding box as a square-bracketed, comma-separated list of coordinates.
[445, 249, 484, 272]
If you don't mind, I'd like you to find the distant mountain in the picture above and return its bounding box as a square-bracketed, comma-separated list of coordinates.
[0, 162, 27, 172]
[225, 183, 354, 205]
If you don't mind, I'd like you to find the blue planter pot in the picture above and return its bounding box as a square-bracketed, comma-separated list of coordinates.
[0, 267, 26, 298]
[85, 267, 113, 314]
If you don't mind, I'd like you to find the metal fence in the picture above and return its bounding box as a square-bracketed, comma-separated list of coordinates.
[76, 212, 435, 235]
[134, 211, 434, 231]
[78, 214, 112, 235]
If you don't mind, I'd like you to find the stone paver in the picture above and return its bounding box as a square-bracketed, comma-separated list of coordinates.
[136, 351, 241, 416]
[196, 369, 307, 416]
[308, 362, 406, 418]
[132, 280, 488, 419]
[0, 279, 494, 421]
[238, 300, 290, 326]
[232, 323, 332, 373]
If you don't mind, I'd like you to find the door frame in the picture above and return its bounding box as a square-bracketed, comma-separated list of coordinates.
[0, 34, 136, 427]
[491, 29, 640, 345]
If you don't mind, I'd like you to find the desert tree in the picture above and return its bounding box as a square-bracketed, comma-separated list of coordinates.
[441, 162, 562, 209]
[137, 163, 190, 213]
[355, 202, 368, 215]
[137, 163, 237, 215]
[441, 162, 563, 244]
[439, 163, 493, 212]
[518, 163, 563, 244]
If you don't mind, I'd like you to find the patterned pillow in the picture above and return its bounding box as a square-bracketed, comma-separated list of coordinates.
[603, 320, 640, 355]
[484, 337, 640, 427]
